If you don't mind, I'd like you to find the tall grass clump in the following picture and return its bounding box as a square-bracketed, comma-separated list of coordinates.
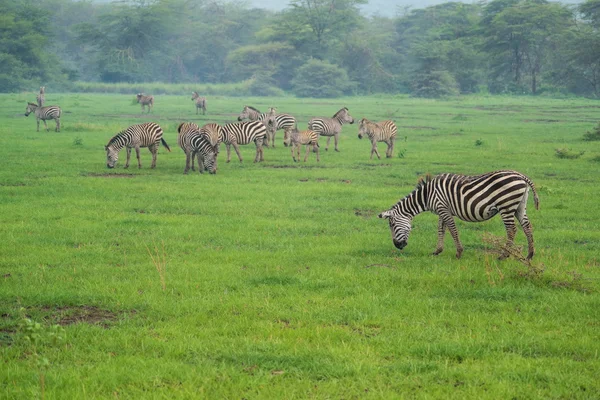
[582, 122, 600, 141]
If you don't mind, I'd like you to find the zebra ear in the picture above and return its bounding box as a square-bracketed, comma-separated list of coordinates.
[378, 210, 394, 219]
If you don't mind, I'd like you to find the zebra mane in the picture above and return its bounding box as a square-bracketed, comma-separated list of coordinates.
[416, 174, 433, 189]
[333, 107, 348, 118]
[177, 122, 185, 133]
[27, 102, 38, 107]
[246, 105, 260, 112]
[106, 131, 125, 147]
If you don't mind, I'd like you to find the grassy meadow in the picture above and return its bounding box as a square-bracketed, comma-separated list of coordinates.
[1, 92, 599, 399]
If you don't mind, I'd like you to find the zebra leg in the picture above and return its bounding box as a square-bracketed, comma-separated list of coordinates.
[371, 141, 381, 160]
[226, 144, 232, 163]
[55, 117, 60, 132]
[124, 147, 132, 169]
[36, 118, 40, 132]
[325, 136, 331, 152]
[315, 144, 320, 162]
[386, 139, 394, 158]
[43, 119, 49, 132]
[304, 144, 310, 162]
[440, 212, 464, 259]
[433, 217, 446, 255]
[184, 151, 192, 174]
[499, 212, 518, 260]
[232, 143, 243, 163]
[290, 144, 295, 162]
[198, 154, 205, 174]
[149, 145, 157, 169]
[334, 133, 340, 152]
[517, 209, 535, 260]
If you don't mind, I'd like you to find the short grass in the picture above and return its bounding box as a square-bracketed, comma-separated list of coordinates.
[1, 92, 599, 399]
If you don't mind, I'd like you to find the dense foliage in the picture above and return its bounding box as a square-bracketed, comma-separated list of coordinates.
[2, 0, 600, 97]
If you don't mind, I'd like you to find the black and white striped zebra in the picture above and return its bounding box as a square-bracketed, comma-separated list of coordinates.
[237, 105, 296, 148]
[358, 118, 397, 159]
[308, 107, 354, 152]
[136, 93, 154, 113]
[105, 122, 170, 169]
[24, 102, 61, 132]
[177, 122, 217, 174]
[36, 86, 45, 107]
[191, 92, 206, 115]
[283, 126, 320, 162]
[221, 120, 267, 163]
[198, 122, 223, 155]
[378, 170, 540, 260]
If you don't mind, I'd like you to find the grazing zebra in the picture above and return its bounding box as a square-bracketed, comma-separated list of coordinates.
[378, 170, 540, 260]
[358, 118, 397, 159]
[191, 92, 207, 115]
[24, 102, 61, 132]
[105, 122, 170, 169]
[136, 93, 154, 113]
[36, 86, 45, 107]
[221, 120, 267, 163]
[237, 105, 296, 148]
[283, 126, 320, 162]
[199, 122, 223, 154]
[308, 107, 354, 152]
[177, 122, 217, 174]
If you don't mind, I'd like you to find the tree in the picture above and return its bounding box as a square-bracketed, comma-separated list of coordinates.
[291, 59, 354, 97]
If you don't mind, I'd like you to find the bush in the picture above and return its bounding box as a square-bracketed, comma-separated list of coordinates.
[291, 59, 354, 98]
[411, 70, 459, 98]
[583, 122, 600, 141]
[555, 148, 585, 159]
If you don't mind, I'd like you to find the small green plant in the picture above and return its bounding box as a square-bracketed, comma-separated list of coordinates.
[452, 114, 468, 121]
[146, 241, 167, 291]
[555, 148, 585, 159]
[397, 148, 407, 158]
[582, 122, 600, 141]
[72, 137, 83, 146]
[591, 155, 600, 163]
[475, 138, 484, 146]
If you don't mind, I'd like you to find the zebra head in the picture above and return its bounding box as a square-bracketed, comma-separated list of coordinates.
[237, 106, 251, 121]
[282, 126, 296, 147]
[191, 92, 198, 100]
[378, 209, 413, 250]
[105, 145, 119, 168]
[358, 118, 368, 139]
[136, 93, 143, 103]
[335, 107, 355, 125]
[203, 151, 218, 174]
[24, 102, 37, 116]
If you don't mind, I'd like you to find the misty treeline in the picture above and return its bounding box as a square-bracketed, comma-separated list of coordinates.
[2, 0, 600, 98]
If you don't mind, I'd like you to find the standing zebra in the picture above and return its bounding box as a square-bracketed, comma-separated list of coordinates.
[378, 170, 539, 260]
[136, 93, 154, 113]
[283, 126, 320, 162]
[36, 86, 45, 107]
[191, 92, 207, 115]
[308, 107, 354, 152]
[177, 122, 217, 174]
[24, 102, 61, 132]
[237, 105, 296, 148]
[358, 118, 397, 159]
[221, 120, 267, 163]
[105, 122, 170, 169]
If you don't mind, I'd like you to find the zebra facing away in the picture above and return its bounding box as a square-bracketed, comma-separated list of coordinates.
[177, 122, 217, 174]
[136, 93, 154, 113]
[378, 170, 540, 260]
[308, 107, 354, 152]
[36, 86, 45, 107]
[237, 105, 296, 148]
[358, 118, 397, 159]
[221, 120, 267, 163]
[24, 102, 61, 132]
[191, 92, 207, 115]
[105, 122, 171, 169]
[283, 126, 320, 162]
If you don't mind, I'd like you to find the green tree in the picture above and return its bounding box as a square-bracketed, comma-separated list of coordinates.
[291, 59, 354, 97]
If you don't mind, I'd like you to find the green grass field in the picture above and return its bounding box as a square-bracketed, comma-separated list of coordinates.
[1, 92, 599, 399]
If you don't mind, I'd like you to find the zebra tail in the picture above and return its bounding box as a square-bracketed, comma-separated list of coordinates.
[161, 138, 171, 152]
[531, 183, 540, 210]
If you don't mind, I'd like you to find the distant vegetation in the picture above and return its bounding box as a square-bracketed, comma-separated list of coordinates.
[2, 0, 600, 98]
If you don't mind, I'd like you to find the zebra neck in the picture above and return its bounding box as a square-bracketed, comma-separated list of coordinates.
[396, 187, 430, 217]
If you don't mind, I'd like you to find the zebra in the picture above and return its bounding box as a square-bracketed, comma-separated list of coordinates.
[308, 107, 354, 152]
[177, 122, 217, 174]
[220, 120, 268, 163]
[198, 122, 223, 155]
[136, 93, 154, 113]
[36, 86, 45, 107]
[24, 102, 61, 132]
[283, 126, 320, 162]
[191, 92, 207, 115]
[105, 122, 170, 169]
[358, 118, 397, 159]
[237, 105, 296, 148]
[378, 170, 540, 260]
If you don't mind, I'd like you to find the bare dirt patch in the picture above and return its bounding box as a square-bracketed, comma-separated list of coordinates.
[37, 306, 124, 328]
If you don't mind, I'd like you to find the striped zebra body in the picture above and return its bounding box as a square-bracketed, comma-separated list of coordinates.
[283, 126, 320, 162]
[221, 120, 267, 163]
[36, 86, 45, 107]
[237, 106, 296, 148]
[379, 170, 540, 260]
[191, 92, 207, 115]
[25, 102, 61, 132]
[105, 122, 170, 169]
[358, 118, 397, 159]
[136, 93, 154, 113]
[177, 122, 217, 174]
[308, 107, 354, 152]
[198, 123, 223, 154]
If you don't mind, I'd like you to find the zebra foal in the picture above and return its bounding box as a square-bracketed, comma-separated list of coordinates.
[308, 107, 354, 152]
[105, 122, 170, 169]
[283, 126, 320, 162]
[25, 102, 61, 132]
[221, 120, 267, 163]
[379, 170, 539, 260]
[237, 105, 295, 148]
[177, 122, 217, 174]
[358, 118, 397, 159]
[191, 92, 207, 115]
[136, 93, 154, 113]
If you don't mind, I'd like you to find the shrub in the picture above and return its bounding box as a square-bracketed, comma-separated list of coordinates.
[583, 122, 600, 141]
[411, 70, 459, 98]
[292, 59, 354, 98]
[555, 148, 585, 159]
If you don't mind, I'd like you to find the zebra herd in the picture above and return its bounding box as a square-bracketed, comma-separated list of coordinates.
[23, 89, 540, 260]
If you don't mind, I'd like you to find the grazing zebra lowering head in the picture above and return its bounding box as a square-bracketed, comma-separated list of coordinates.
[191, 92, 207, 115]
[105, 122, 170, 169]
[308, 107, 354, 152]
[379, 170, 540, 260]
[177, 122, 217, 174]
[25, 102, 61, 132]
[237, 105, 296, 148]
[358, 118, 398, 159]
[136, 93, 154, 113]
